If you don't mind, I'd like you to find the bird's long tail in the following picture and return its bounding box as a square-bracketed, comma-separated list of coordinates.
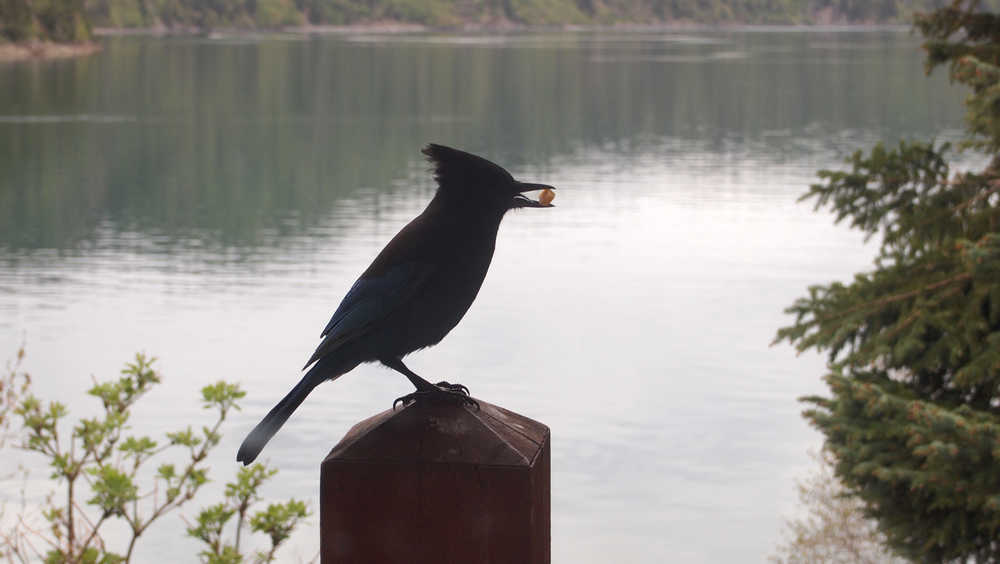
[236, 370, 323, 465]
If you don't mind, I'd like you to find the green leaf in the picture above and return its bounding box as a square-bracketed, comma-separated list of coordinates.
[250, 499, 310, 549]
[157, 463, 176, 481]
[119, 435, 157, 456]
[167, 427, 201, 447]
[87, 466, 138, 516]
[225, 463, 277, 507]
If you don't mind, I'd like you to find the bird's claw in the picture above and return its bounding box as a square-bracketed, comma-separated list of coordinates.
[393, 387, 479, 410]
[434, 381, 470, 396]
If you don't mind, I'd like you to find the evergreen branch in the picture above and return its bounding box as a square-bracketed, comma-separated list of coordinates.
[816, 271, 972, 325]
[953, 179, 1000, 215]
[783, 2, 1000, 558]
[878, 307, 925, 345]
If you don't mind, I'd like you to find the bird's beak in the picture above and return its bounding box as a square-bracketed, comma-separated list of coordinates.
[512, 182, 556, 208]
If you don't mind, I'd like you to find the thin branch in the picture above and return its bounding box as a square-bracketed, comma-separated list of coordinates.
[264, 542, 279, 563]
[65, 474, 75, 559]
[78, 512, 109, 555]
[235, 506, 247, 555]
[15, 513, 59, 553]
[71, 498, 98, 530]
[124, 531, 140, 564]
[0, 525, 32, 564]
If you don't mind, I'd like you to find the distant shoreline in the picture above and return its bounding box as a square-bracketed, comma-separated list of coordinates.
[91, 21, 910, 36]
[0, 41, 102, 62]
[1, 21, 911, 63]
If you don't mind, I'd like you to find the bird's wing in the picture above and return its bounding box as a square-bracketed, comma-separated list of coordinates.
[303, 261, 433, 369]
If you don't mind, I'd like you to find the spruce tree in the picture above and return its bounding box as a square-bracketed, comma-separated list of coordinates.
[775, 1, 1000, 561]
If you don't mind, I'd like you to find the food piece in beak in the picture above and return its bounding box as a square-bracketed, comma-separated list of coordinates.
[513, 182, 556, 208]
[538, 188, 555, 206]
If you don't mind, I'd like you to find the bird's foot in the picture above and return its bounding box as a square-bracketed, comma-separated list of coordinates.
[393, 386, 478, 410]
[433, 381, 470, 396]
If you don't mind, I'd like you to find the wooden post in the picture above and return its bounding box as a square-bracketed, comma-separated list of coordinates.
[320, 399, 550, 563]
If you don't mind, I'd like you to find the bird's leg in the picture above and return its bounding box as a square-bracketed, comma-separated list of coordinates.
[383, 358, 471, 395]
[381, 358, 476, 409]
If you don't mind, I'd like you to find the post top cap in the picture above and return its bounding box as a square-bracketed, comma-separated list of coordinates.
[323, 399, 548, 467]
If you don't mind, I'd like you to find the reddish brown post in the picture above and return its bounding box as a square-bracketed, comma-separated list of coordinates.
[320, 399, 550, 563]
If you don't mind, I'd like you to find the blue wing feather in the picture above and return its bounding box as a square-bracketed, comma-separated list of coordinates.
[304, 262, 431, 369]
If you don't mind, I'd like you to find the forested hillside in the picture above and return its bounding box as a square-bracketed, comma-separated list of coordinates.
[0, 0, 91, 42]
[82, 0, 975, 28]
[2, 0, 995, 42]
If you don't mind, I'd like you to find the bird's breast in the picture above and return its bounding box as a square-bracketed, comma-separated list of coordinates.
[399, 235, 496, 351]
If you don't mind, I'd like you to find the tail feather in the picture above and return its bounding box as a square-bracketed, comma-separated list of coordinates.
[237, 373, 322, 465]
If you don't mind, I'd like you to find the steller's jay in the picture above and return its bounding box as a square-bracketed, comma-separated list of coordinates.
[237, 144, 554, 465]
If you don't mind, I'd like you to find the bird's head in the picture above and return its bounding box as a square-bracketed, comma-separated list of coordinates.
[422, 144, 555, 213]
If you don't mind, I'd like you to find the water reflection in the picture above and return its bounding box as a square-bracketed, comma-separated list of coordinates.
[1, 30, 962, 255]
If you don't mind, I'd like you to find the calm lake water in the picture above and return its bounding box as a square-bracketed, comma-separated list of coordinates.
[0, 29, 968, 562]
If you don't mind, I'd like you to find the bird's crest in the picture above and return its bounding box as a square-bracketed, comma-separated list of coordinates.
[422, 144, 514, 194]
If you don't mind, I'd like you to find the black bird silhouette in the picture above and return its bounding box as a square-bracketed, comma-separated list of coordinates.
[237, 144, 554, 465]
